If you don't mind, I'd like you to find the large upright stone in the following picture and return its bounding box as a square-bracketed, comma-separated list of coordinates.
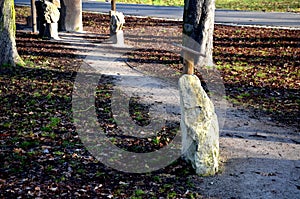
[44, 0, 60, 39]
[179, 75, 219, 176]
[110, 11, 125, 46]
[35, 0, 60, 40]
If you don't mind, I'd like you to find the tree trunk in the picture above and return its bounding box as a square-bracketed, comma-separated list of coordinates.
[0, 0, 23, 67]
[183, 0, 215, 67]
[59, 0, 83, 32]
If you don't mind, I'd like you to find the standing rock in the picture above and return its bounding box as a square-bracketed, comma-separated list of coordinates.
[110, 11, 125, 45]
[36, 0, 60, 39]
[44, 0, 60, 39]
[179, 74, 219, 176]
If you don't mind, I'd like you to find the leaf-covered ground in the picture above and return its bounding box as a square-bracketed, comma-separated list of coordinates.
[0, 6, 299, 198]
[83, 11, 299, 126]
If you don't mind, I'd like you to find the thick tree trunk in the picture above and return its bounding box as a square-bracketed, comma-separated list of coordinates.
[59, 0, 83, 32]
[183, 0, 215, 67]
[0, 0, 23, 67]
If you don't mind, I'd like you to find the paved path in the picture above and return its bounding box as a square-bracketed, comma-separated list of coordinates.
[14, 0, 300, 196]
[60, 31, 300, 198]
[15, 0, 300, 28]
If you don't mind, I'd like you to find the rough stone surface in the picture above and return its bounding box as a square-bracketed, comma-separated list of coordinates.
[44, 0, 60, 23]
[36, 0, 60, 39]
[109, 11, 125, 45]
[110, 11, 125, 34]
[110, 30, 124, 46]
[46, 22, 59, 40]
[179, 74, 219, 175]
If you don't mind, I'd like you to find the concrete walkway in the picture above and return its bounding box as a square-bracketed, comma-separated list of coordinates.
[15, 0, 300, 28]
[15, 0, 300, 195]
[59, 31, 300, 198]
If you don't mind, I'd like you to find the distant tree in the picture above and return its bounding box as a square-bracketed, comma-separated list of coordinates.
[183, 0, 215, 68]
[0, 0, 23, 67]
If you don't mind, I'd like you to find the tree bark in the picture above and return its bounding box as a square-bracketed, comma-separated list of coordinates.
[59, 0, 83, 32]
[183, 0, 215, 67]
[0, 0, 23, 67]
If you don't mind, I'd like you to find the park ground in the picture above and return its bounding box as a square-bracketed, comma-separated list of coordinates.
[103, 0, 300, 12]
[0, 6, 299, 198]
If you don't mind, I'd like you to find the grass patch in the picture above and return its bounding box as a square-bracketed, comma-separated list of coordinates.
[110, 0, 300, 12]
[216, 0, 299, 12]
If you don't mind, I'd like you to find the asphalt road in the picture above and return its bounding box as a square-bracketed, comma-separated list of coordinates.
[15, 0, 300, 28]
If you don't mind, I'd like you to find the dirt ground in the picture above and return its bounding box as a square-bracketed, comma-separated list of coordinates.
[71, 31, 300, 198]
[0, 6, 299, 198]
[84, 31, 300, 198]
[200, 103, 300, 198]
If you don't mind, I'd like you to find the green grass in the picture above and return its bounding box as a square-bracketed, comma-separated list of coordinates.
[106, 0, 300, 12]
[216, 0, 299, 12]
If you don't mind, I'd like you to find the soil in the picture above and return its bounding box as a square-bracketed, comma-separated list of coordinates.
[0, 6, 299, 198]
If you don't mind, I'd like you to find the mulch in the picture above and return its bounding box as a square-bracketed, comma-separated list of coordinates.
[0, 6, 298, 198]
